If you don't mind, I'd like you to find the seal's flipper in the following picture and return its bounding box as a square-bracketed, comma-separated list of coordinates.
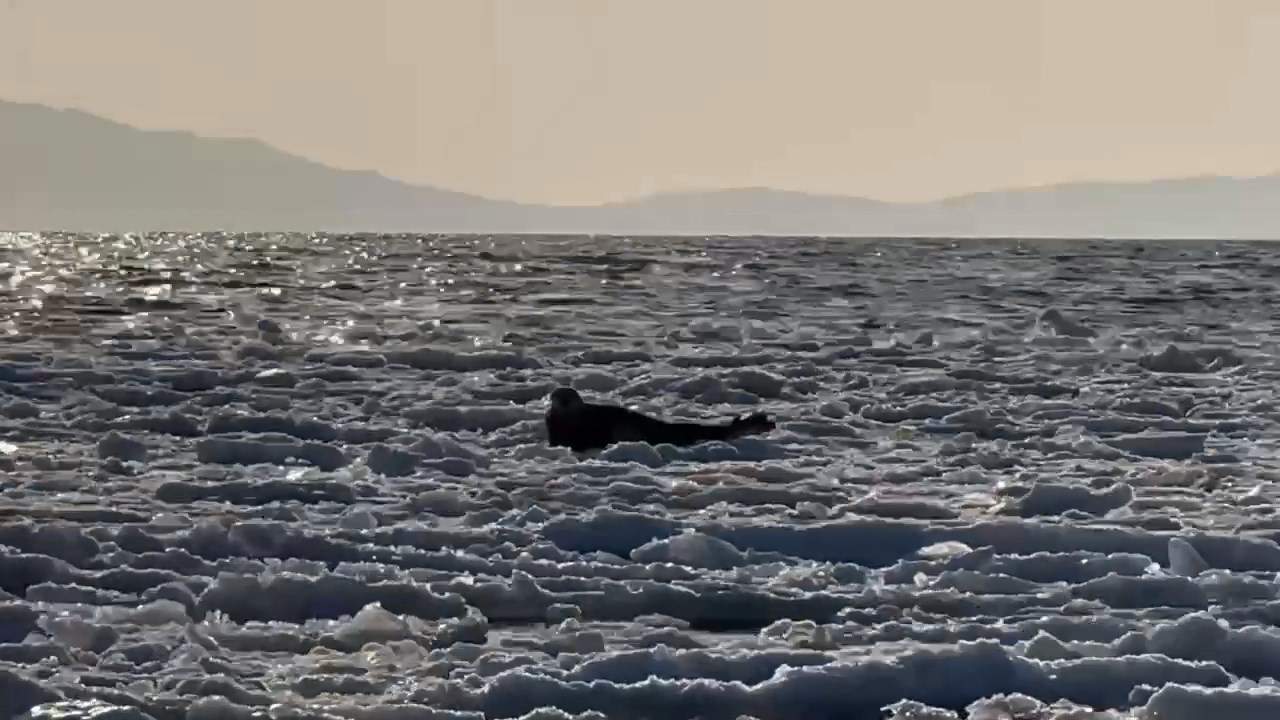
[728, 412, 775, 438]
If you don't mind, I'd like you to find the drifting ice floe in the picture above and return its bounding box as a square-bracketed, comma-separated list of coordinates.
[1, 232, 1279, 718]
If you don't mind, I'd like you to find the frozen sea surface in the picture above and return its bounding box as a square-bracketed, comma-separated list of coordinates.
[3, 231, 1280, 719]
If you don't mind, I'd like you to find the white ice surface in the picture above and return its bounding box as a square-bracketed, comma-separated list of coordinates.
[2, 232, 1280, 719]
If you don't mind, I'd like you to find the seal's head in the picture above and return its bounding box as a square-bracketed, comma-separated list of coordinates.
[548, 387, 585, 413]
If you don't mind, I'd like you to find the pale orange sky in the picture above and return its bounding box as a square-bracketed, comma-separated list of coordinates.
[2, 0, 1279, 205]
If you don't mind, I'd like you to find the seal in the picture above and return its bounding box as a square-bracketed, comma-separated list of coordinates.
[545, 387, 775, 453]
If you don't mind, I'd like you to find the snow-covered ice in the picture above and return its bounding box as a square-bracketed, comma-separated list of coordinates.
[2, 232, 1280, 718]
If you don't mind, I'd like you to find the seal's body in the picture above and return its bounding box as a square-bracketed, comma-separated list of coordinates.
[545, 387, 775, 453]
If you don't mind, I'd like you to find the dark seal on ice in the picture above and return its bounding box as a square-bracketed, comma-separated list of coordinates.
[545, 387, 776, 453]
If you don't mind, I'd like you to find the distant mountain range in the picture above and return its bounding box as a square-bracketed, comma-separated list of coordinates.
[3, 99, 1278, 239]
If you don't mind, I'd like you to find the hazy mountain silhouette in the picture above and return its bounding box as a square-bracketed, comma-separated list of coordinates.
[3, 99, 1278, 238]
[0, 100, 542, 232]
[589, 176, 1280, 238]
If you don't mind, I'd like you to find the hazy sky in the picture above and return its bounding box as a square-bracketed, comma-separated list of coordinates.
[3, 0, 1279, 205]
